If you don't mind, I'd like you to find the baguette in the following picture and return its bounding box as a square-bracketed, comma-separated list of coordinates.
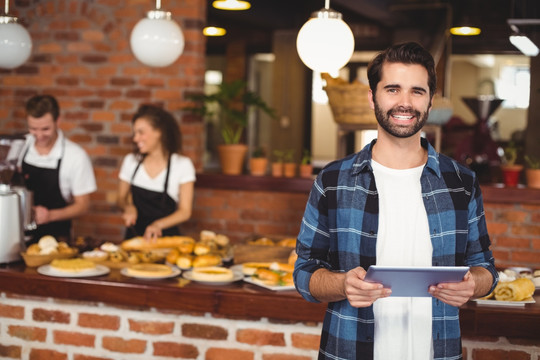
[121, 236, 195, 251]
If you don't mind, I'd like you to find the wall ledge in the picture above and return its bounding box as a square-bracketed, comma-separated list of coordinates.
[196, 172, 540, 204]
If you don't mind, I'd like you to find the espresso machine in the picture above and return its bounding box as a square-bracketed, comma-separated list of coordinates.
[0, 135, 35, 263]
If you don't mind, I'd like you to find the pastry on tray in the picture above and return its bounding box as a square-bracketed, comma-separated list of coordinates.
[494, 278, 535, 301]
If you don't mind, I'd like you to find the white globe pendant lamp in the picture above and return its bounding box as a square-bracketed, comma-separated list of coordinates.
[0, 0, 33, 69]
[130, 0, 185, 68]
[296, 0, 354, 73]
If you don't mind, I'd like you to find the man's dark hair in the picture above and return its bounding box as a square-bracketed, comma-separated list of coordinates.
[367, 42, 437, 98]
[132, 104, 182, 155]
[25, 95, 60, 121]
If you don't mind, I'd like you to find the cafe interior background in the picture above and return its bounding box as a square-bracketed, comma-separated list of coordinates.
[1, 0, 540, 242]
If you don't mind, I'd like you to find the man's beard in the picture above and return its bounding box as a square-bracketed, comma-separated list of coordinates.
[373, 99, 429, 138]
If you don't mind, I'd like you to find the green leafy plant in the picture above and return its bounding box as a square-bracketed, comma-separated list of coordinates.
[301, 149, 311, 165]
[525, 155, 540, 169]
[252, 147, 266, 158]
[184, 80, 276, 145]
[272, 149, 285, 163]
[283, 149, 295, 163]
[502, 141, 521, 166]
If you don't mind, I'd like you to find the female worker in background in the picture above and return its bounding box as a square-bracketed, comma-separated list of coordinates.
[117, 105, 195, 240]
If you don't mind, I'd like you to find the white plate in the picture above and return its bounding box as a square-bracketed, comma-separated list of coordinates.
[182, 270, 243, 285]
[474, 298, 536, 307]
[120, 267, 180, 280]
[243, 276, 296, 291]
[37, 264, 110, 278]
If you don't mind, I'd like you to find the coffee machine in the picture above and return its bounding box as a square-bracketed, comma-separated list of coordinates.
[0, 135, 35, 263]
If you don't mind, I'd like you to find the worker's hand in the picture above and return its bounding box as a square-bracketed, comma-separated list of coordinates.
[429, 271, 475, 307]
[143, 223, 162, 242]
[122, 205, 137, 227]
[344, 267, 392, 308]
[33, 205, 50, 225]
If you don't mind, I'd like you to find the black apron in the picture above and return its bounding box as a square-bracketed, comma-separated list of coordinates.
[126, 155, 179, 239]
[21, 139, 71, 243]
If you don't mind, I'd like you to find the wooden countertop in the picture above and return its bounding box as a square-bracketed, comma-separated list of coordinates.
[0, 262, 539, 339]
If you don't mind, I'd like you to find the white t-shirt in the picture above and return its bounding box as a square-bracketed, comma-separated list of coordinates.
[20, 130, 97, 202]
[119, 153, 196, 203]
[371, 159, 433, 360]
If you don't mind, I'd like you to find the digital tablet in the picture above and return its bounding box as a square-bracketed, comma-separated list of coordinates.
[364, 265, 469, 297]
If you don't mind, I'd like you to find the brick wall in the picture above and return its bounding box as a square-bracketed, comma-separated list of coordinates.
[1, 293, 539, 360]
[0, 0, 207, 241]
[0, 292, 321, 360]
[485, 202, 540, 269]
[183, 187, 540, 270]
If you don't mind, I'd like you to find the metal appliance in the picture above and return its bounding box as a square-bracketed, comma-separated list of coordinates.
[0, 135, 35, 263]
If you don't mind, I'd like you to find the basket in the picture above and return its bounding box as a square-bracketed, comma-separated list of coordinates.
[21, 248, 78, 267]
[324, 83, 377, 125]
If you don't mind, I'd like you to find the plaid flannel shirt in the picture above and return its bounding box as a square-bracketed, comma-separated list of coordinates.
[294, 138, 498, 360]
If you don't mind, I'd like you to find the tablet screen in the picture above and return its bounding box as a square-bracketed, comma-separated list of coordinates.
[364, 265, 470, 297]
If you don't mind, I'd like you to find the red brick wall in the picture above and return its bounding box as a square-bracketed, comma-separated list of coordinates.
[485, 202, 540, 269]
[0, 292, 321, 359]
[1, 293, 539, 359]
[0, 0, 207, 241]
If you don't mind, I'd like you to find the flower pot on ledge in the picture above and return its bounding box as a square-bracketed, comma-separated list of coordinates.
[525, 169, 540, 189]
[249, 157, 268, 176]
[283, 162, 297, 178]
[218, 144, 248, 175]
[501, 164, 523, 187]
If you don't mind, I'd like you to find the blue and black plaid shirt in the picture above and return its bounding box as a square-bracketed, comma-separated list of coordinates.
[294, 138, 498, 360]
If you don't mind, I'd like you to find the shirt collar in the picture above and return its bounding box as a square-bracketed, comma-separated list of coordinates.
[352, 137, 441, 178]
[27, 129, 64, 159]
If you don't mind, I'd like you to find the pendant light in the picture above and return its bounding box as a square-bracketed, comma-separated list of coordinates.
[212, 0, 251, 11]
[130, 0, 184, 68]
[0, 0, 32, 69]
[296, 0, 355, 73]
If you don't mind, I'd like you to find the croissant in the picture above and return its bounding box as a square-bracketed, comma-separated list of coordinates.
[494, 278, 535, 301]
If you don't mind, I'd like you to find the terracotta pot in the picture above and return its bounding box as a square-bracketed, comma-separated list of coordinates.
[249, 158, 268, 176]
[217, 144, 248, 175]
[271, 162, 283, 177]
[501, 164, 523, 187]
[525, 169, 540, 189]
[283, 162, 297, 178]
[299, 164, 313, 178]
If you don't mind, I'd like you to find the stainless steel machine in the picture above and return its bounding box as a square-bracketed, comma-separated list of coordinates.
[0, 135, 35, 263]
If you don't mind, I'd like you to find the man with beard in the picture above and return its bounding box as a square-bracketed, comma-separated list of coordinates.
[293, 42, 497, 360]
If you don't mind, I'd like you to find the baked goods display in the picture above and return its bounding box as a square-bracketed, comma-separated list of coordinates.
[494, 278, 535, 301]
[242, 259, 296, 288]
[478, 267, 537, 303]
[81, 241, 166, 268]
[49, 258, 97, 273]
[21, 236, 78, 267]
[121, 236, 196, 251]
[124, 263, 175, 278]
[190, 266, 234, 282]
[164, 230, 231, 269]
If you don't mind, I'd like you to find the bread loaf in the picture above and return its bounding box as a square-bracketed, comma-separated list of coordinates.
[121, 236, 195, 251]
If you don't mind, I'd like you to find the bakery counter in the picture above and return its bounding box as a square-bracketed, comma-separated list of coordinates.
[0, 262, 539, 339]
[0, 261, 326, 322]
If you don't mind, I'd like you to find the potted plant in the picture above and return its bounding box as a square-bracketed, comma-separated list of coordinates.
[283, 149, 296, 178]
[184, 80, 276, 175]
[249, 147, 268, 176]
[299, 149, 313, 178]
[525, 154, 540, 189]
[500, 142, 523, 187]
[271, 150, 284, 177]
